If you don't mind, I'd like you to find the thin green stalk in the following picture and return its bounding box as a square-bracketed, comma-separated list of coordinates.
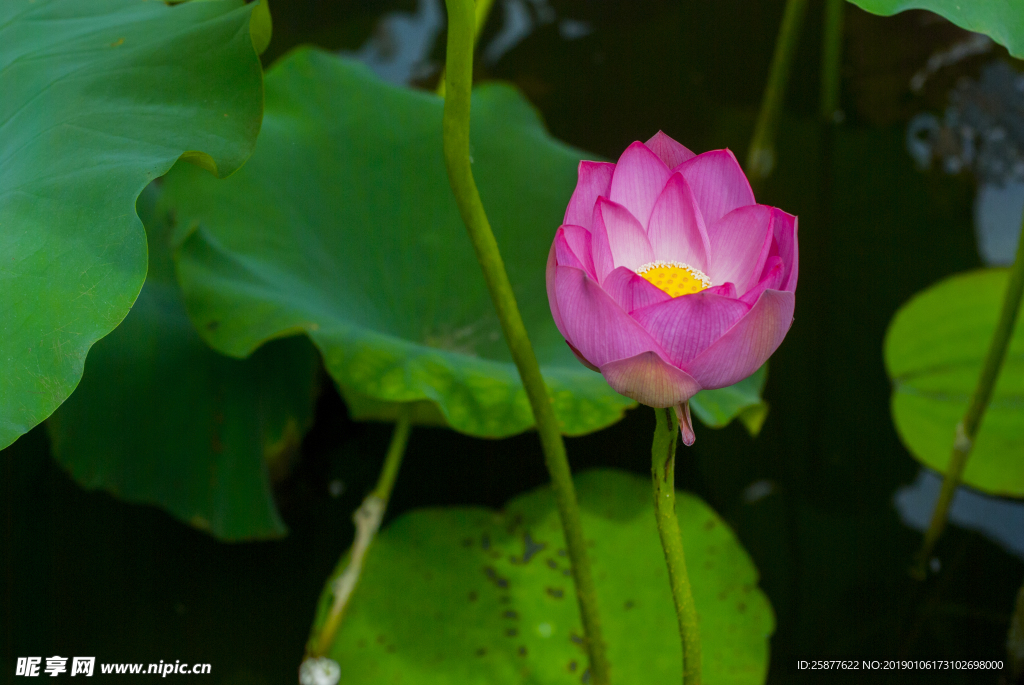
[436, 0, 495, 96]
[746, 0, 810, 184]
[1008, 577, 1024, 680]
[652, 408, 702, 685]
[913, 215, 1024, 579]
[312, 405, 413, 656]
[440, 1, 610, 682]
[820, 0, 844, 122]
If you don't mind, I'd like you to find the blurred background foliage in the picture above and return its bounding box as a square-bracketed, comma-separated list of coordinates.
[3, 0, 1024, 683]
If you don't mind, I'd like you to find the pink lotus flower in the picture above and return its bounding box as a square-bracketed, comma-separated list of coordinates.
[546, 132, 798, 445]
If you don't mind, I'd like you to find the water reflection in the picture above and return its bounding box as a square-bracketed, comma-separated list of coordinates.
[975, 179, 1024, 266]
[906, 59, 1024, 265]
[346, 0, 592, 86]
[895, 469, 1024, 561]
[900, 57, 1024, 560]
[344, 0, 444, 85]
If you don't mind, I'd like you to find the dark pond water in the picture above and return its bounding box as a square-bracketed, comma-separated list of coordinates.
[3, 1, 1023, 684]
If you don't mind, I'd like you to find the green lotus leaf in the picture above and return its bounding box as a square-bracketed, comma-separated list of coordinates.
[884, 269, 1024, 497]
[47, 185, 319, 540]
[249, 0, 273, 55]
[690, 365, 769, 436]
[309, 469, 773, 684]
[845, 0, 1024, 60]
[163, 47, 767, 438]
[0, 0, 265, 450]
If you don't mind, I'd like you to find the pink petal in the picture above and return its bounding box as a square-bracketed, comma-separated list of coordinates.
[645, 131, 696, 169]
[553, 265, 667, 367]
[674, 149, 755, 226]
[591, 198, 655, 282]
[599, 351, 702, 407]
[555, 225, 596, 280]
[704, 282, 737, 298]
[567, 340, 599, 372]
[741, 257, 784, 306]
[675, 402, 696, 446]
[707, 204, 774, 295]
[546, 240, 568, 341]
[609, 142, 673, 228]
[684, 289, 795, 389]
[602, 266, 672, 313]
[768, 209, 799, 292]
[647, 173, 711, 272]
[631, 291, 750, 367]
[564, 161, 615, 230]
[555, 229, 588, 272]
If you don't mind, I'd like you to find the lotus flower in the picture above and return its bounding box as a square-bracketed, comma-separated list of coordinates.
[546, 132, 798, 445]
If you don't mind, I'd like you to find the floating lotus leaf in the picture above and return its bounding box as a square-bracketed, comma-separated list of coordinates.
[885, 269, 1024, 497]
[163, 48, 767, 438]
[311, 469, 773, 684]
[0, 0, 264, 449]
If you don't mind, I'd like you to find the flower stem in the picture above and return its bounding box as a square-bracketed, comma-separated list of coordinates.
[912, 214, 1024, 579]
[652, 407, 702, 685]
[746, 0, 809, 184]
[436, 0, 495, 97]
[311, 404, 413, 656]
[440, 2, 610, 682]
[819, 0, 844, 122]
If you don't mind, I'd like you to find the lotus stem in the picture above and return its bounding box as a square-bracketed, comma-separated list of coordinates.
[913, 213, 1024, 579]
[820, 0, 844, 122]
[746, 0, 809, 184]
[440, 1, 611, 683]
[436, 0, 495, 97]
[311, 404, 413, 656]
[1008, 577, 1024, 680]
[652, 407, 702, 685]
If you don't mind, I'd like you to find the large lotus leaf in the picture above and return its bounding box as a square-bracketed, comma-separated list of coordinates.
[845, 0, 1024, 60]
[884, 269, 1024, 497]
[46, 185, 319, 540]
[0, 0, 264, 450]
[163, 47, 768, 438]
[310, 469, 773, 684]
[340, 369, 768, 438]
